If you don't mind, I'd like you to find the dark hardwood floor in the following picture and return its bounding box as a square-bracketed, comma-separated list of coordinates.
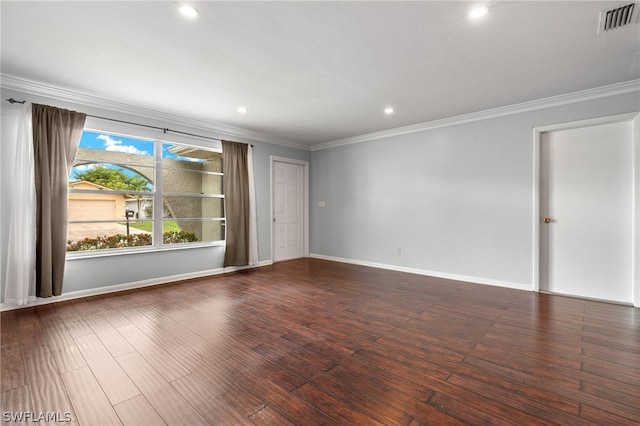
[1, 258, 639, 425]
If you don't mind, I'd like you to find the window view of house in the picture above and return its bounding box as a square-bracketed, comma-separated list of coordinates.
[67, 130, 224, 252]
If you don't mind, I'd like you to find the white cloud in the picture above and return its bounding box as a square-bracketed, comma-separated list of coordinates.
[74, 164, 97, 172]
[97, 134, 149, 155]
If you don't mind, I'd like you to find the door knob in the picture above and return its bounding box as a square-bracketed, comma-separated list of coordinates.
[543, 217, 553, 223]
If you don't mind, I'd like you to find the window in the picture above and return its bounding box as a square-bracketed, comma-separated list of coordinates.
[67, 130, 224, 253]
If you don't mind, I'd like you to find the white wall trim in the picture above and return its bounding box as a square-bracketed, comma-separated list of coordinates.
[633, 114, 640, 307]
[309, 254, 531, 292]
[532, 112, 640, 294]
[0, 260, 273, 312]
[5, 74, 638, 154]
[311, 79, 640, 151]
[1, 74, 307, 150]
[270, 156, 310, 261]
[532, 112, 640, 307]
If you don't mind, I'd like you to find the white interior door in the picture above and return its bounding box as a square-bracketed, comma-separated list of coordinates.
[540, 120, 633, 304]
[273, 160, 305, 262]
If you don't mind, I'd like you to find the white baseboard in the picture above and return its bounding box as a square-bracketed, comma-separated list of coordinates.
[1, 256, 533, 311]
[0, 260, 273, 312]
[309, 253, 532, 292]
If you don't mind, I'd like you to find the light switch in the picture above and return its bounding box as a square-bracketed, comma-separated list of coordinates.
[318, 201, 326, 208]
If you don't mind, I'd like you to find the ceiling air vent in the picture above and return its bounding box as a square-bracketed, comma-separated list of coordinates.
[598, 3, 639, 33]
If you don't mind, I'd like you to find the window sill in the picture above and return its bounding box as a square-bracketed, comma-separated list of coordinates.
[66, 241, 225, 260]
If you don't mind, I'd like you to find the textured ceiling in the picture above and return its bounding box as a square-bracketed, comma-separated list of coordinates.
[1, 1, 639, 148]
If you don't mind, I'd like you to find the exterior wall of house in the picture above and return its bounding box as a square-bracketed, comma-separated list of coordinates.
[68, 181, 128, 221]
[74, 148, 224, 240]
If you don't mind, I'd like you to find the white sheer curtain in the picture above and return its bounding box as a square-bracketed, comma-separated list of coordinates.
[247, 145, 259, 266]
[2, 103, 36, 306]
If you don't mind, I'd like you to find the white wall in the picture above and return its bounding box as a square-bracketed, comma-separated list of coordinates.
[0, 88, 310, 304]
[310, 90, 640, 290]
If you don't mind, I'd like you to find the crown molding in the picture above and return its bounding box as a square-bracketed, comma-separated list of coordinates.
[0, 74, 308, 151]
[4, 74, 638, 153]
[311, 79, 640, 151]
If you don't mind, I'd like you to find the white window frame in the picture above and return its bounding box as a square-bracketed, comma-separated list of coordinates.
[67, 124, 225, 258]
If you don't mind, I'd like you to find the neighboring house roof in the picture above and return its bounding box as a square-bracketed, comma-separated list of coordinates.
[70, 181, 134, 198]
[70, 180, 114, 190]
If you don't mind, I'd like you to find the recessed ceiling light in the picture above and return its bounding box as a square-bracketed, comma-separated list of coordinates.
[469, 6, 489, 19]
[179, 5, 199, 18]
[384, 107, 395, 115]
[238, 106, 249, 114]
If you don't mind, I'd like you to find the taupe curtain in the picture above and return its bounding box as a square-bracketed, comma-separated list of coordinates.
[222, 141, 250, 267]
[32, 104, 86, 297]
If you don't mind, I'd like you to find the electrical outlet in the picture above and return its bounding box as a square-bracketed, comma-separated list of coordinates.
[395, 247, 402, 254]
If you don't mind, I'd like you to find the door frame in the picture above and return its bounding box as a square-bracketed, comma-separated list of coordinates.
[532, 112, 640, 306]
[270, 156, 309, 262]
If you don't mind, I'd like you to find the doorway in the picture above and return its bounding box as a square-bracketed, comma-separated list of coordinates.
[534, 114, 639, 305]
[271, 156, 308, 262]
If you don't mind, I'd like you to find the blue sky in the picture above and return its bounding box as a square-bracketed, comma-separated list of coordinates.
[72, 131, 153, 180]
[79, 131, 201, 160]
[71, 131, 202, 181]
[79, 131, 152, 155]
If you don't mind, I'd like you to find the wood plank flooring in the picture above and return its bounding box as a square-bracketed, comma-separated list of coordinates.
[1, 258, 639, 425]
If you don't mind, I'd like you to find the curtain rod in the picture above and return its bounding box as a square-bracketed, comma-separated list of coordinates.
[5, 97, 253, 146]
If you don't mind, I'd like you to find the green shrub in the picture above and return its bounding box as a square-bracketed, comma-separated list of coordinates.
[67, 231, 198, 251]
[162, 231, 198, 244]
